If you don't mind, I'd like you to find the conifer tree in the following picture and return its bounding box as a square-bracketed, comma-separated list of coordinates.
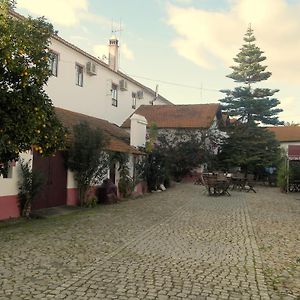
[220, 26, 283, 125]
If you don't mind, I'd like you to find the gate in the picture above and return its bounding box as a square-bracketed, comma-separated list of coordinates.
[32, 151, 67, 210]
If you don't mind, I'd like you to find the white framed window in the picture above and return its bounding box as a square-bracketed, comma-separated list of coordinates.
[111, 83, 118, 107]
[75, 64, 83, 87]
[49, 51, 59, 77]
[132, 92, 137, 109]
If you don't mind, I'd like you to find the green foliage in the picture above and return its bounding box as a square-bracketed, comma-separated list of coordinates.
[220, 26, 282, 125]
[0, 0, 67, 164]
[66, 122, 109, 206]
[277, 160, 288, 192]
[136, 147, 167, 191]
[18, 158, 45, 217]
[84, 196, 97, 208]
[109, 152, 135, 198]
[145, 122, 158, 152]
[289, 161, 300, 181]
[218, 123, 281, 175]
[118, 163, 134, 198]
[227, 27, 271, 84]
[158, 131, 204, 181]
[137, 128, 207, 189]
[135, 124, 167, 191]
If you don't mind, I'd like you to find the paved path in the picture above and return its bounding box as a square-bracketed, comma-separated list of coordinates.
[0, 184, 299, 299]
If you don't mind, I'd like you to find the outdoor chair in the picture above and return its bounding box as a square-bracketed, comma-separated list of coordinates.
[230, 173, 246, 190]
[243, 174, 256, 193]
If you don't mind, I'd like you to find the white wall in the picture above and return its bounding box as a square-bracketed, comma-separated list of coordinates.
[280, 141, 300, 151]
[45, 38, 167, 126]
[0, 152, 32, 197]
[130, 114, 147, 147]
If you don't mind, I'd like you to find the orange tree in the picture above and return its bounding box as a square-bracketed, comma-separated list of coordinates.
[0, 0, 66, 167]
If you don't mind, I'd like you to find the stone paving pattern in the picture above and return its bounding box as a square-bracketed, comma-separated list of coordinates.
[0, 183, 299, 299]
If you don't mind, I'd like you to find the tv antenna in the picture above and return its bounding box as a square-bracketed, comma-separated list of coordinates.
[111, 18, 123, 36]
[151, 84, 159, 105]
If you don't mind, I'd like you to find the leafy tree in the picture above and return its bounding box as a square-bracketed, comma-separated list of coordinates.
[220, 26, 282, 125]
[0, 0, 66, 166]
[158, 131, 204, 181]
[218, 123, 281, 175]
[136, 123, 167, 191]
[67, 122, 109, 206]
[137, 147, 168, 191]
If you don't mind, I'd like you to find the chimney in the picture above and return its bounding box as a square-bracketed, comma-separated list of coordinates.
[130, 114, 148, 148]
[108, 35, 119, 71]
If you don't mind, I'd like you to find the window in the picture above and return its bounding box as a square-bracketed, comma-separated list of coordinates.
[75, 64, 83, 87]
[49, 51, 58, 76]
[132, 92, 136, 109]
[111, 83, 118, 106]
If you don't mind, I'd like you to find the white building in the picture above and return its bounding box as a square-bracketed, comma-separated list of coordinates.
[267, 126, 300, 151]
[2, 12, 172, 220]
[45, 33, 172, 126]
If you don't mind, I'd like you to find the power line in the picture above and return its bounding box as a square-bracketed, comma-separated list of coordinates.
[125, 73, 220, 92]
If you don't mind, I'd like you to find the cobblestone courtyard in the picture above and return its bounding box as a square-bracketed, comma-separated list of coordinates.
[0, 184, 299, 299]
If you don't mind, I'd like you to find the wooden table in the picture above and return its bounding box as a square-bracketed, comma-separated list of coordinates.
[203, 175, 231, 196]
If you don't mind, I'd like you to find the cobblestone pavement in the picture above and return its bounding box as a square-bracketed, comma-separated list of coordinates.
[0, 184, 299, 299]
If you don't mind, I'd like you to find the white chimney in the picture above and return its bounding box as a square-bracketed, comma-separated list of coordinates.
[108, 35, 119, 71]
[130, 114, 147, 148]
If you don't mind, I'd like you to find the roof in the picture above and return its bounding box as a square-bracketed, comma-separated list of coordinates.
[288, 145, 300, 160]
[121, 104, 221, 129]
[266, 126, 300, 142]
[54, 107, 142, 155]
[10, 10, 172, 106]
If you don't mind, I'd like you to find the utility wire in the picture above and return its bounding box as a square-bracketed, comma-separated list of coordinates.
[125, 74, 220, 92]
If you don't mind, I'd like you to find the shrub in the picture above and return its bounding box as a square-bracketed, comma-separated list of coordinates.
[18, 158, 45, 217]
[277, 161, 288, 192]
[66, 122, 108, 206]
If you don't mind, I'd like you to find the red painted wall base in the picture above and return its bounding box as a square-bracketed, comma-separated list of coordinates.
[66, 188, 79, 206]
[0, 195, 20, 221]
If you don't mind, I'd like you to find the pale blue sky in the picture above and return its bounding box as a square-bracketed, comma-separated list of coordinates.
[16, 0, 300, 123]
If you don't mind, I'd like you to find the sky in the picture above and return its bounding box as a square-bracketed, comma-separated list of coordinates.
[16, 0, 300, 124]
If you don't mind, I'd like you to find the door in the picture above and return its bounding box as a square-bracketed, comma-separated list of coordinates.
[109, 163, 116, 184]
[32, 151, 67, 210]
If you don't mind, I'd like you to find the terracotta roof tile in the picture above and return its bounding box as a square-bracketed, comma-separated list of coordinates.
[55, 107, 129, 140]
[121, 104, 221, 129]
[54, 107, 141, 154]
[108, 138, 142, 155]
[266, 126, 300, 142]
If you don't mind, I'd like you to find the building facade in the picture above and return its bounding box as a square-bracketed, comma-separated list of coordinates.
[267, 126, 300, 151]
[45, 34, 172, 126]
[0, 109, 147, 220]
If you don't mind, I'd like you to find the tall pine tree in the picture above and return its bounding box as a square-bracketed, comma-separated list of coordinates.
[218, 26, 282, 175]
[220, 26, 283, 125]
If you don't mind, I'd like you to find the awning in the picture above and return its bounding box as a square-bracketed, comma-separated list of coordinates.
[288, 145, 300, 161]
